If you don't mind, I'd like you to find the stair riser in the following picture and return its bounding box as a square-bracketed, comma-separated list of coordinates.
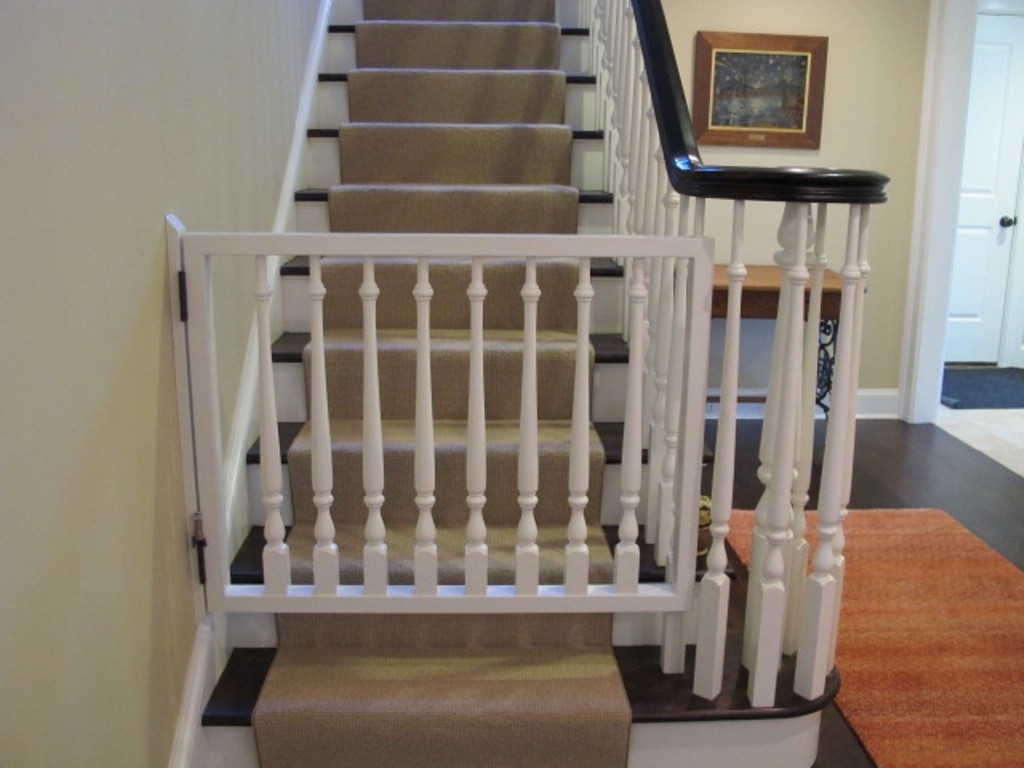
[271, 358, 629, 423]
[314, 341, 579, 421]
[280, 272, 623, 333]
[304, 133, 606, 190]
[202, 715, 822, 768]
[315, 80, 599, 131]
[329, 0, 590, 27]
[270, 321, 776, 423]
[287, 434, 604, 529]
[295, 195, 613, 234]
[322, 29, 591, 74]
[246, 453, 646, 528]
[221, 609, 663, 650]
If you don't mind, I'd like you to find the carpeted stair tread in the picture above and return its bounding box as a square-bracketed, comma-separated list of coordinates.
[356, 21, 560, 70]
[348, 69, 566, 124]
[253, 647, 630, 768]
[363, 0, 556, 23]
[319, 255, 581, 331]
[329, 184, 579, 233]
[253, 612, 629, 768]
[307, 327, 584, 421]
[283, 520, 614, 586]
[339, 123, 572, 185]
[286, 418, 605, 527]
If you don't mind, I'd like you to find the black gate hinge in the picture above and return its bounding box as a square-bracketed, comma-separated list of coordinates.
[178, 270, 188, 322]
[192, 513, 207, 585]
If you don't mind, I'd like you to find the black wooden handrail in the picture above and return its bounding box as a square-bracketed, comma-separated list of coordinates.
[631, 0, 889, 204]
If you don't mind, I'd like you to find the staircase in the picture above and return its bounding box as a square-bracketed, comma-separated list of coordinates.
[171, 0, 890, 765]
[257, 6, 635, 763]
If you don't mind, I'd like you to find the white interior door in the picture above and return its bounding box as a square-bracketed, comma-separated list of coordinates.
[945, 14, 1024, 364]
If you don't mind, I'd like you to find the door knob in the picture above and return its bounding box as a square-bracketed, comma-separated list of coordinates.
[1000, 215, 1018, 228]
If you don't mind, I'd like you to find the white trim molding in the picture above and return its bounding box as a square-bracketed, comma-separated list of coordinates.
[856, 388, 900, 420]
[168, 617, 216, 768]
[898, 0, 978, 423]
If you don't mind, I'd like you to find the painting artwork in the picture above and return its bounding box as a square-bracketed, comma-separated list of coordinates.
[693, 32, 828, 149]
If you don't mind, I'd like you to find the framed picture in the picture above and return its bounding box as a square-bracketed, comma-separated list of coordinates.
[693, 31, 828, 149]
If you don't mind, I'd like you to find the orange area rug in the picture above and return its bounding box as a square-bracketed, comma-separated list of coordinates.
[729, 509, 1024, 767]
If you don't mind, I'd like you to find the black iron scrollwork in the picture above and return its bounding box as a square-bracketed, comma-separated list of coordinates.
[816, 319, 838, 415]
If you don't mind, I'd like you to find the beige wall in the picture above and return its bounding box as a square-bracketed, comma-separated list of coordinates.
[664, 0, 931, 388]
[0, 1, 320, 765]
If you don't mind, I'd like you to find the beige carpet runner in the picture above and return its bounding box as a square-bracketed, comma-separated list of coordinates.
[253, 3, 631, 766]
[355, 22, 561, 70]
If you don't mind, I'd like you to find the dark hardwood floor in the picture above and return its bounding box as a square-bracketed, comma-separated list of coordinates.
[719, 419, 1024, 569]
[721, 417, 1024, 768]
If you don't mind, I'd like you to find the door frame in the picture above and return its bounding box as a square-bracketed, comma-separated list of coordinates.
[899, 0, 1024, 422]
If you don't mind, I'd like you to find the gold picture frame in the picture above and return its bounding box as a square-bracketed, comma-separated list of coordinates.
[693, 31, 828, 149]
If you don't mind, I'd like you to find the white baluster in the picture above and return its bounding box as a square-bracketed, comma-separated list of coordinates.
[747, 203, 810, 707]
[566, 258, 594, 594]
[465, 258, 488, 595]
[795, 204, 863, 698]
[664, 187, 683, 240]
[613, 6, 634, 235]
[829, 205, 872, 665]
[615, 256, 647, 593]
[694, 201, 747, 698]
[587, 1, 602, 128]
[624, 36, 644, 234]
[653, 152, 669, 237]
[652, 197, 702, 567]
[593, 0, 612, 190]
[643, 252, 660, 446]
[517, 260, 541, 595]
[785, 204, 827, 651]
[743, 214, 794, 669]
[663, 245, 713, 674]
[361, 258, 387, 595]
[628, 76, 650, 235]
[256, 256, 290, 593]
[645, 255, 673, 550]
[692, 197, 706, 238]
[601, 0, 621, 206]
[308, 255, 338, 594]
[654, 257, 687, 567]
[643, 116, 660, 236]
[606, 0, 622, 201]
[414, 258, 437, 595]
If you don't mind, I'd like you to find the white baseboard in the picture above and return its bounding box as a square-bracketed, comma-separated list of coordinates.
[855, 388, 900, 418]
[629, 712, 821, 768]
[168, 617, 216, 768]
[192, 704, 820, 768]
[704, 388, 901, 421]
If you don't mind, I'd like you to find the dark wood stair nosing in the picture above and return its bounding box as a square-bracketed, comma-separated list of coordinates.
[327, 24, 590, 36]
[318, 72, 596, 84]
[295, 187, 612, 204]
[307, 127, 605, 141]
[281, 254, 619, 278]
[269, 331, 627, 365]
[201, 647, 276, 727]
